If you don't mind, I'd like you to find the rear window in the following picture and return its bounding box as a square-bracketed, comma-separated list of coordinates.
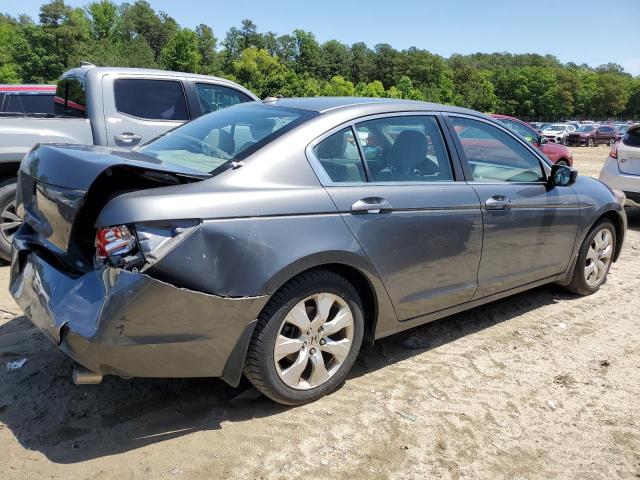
[622, 128, 640, 148]
[114, 79, 189, 121]
[54, 77, 87, 118]
[138, 104, 315, 174]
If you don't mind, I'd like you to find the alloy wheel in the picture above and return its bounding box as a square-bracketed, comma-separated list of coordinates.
[274, 292, 354, 390]
[0, 198, 21, 244]
[584, 228, 613, 287]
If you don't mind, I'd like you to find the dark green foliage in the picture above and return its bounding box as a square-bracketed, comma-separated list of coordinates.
[0, 4, 637, 119]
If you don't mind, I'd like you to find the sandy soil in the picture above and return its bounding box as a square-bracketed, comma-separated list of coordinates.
[1, 145, 639, 480]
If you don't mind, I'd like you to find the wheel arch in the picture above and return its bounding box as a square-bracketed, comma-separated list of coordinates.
[598, 210, 625, 262]
[263, 254, 387, 345]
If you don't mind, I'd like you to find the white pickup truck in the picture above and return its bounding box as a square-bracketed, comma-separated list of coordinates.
[0, 64, 257, 260]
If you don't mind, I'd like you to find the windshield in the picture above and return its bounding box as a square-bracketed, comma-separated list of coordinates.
[138, 103, 316, 174]
[545, 125, 566, 131]
[576, 125, 595, 132]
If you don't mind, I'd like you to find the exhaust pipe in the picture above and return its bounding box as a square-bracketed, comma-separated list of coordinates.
[72, 365, 103, 385]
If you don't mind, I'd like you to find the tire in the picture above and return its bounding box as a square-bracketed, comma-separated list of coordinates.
[565, 220, 616, 296]
[555, 159, 570, 167]
[587, 138, 594, 147]
[0, 179, 20, 262]
[244, 269, 364, 405]
[609, 138, 615, 147]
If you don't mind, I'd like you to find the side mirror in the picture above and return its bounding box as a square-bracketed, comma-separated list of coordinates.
[549, 163, 577, 187]
[540, 136, 548, 145]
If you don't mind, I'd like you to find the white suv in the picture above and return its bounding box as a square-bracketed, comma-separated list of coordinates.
[541, 123, 576, 144]
[599, 124, 640, 207]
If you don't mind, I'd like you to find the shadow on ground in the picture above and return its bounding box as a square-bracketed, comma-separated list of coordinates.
[0, 279, 580, 464]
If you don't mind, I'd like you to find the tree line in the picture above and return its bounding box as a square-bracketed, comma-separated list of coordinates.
[1, 0, 639, 120]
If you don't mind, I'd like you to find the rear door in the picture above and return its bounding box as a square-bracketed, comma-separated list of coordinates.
[309, 113, 483, 320]
[446, 114, 580, 298]
[102, 75, 190, 148]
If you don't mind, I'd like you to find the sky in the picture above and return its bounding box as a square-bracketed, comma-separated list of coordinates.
[3, 0, 640, 76]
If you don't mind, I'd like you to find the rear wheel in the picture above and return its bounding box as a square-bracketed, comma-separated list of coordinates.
[0, 180, 20, 262]
[565, 220, 616, 295]
[244, 270, 364, 405]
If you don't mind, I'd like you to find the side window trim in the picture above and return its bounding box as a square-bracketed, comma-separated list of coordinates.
[443, 113, 550, 184]
[113, 77, 190, 122]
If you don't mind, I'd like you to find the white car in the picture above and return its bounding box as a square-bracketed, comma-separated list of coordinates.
[541, 123, 576, 144]
[599, 124, 640, 207]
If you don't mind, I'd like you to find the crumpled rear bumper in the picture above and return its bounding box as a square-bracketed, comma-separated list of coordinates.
[9, 239, 269, 384]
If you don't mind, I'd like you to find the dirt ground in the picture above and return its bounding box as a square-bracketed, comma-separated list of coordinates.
[1, 145, 639, 480]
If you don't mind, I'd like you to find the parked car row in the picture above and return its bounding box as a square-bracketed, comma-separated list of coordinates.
[491, 114, 574, 165]
[529, 120, 635, 147]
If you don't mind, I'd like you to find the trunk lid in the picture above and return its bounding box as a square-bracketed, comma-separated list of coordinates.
[17, 144, 209, 265]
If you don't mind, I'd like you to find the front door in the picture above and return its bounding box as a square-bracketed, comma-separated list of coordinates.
[310, 114, 483, 321]
[447, 115, 580, 299]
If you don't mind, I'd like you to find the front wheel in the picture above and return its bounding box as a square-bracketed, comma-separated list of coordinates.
[587, 138, 594, 147]
[609, 138, 616, 147]
[565, 220, 616, 295]
[555, 159, 570, 167]
[244, 270, 364, 405]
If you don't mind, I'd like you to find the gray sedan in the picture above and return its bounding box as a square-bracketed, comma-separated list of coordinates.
[10, 98, 626, 405]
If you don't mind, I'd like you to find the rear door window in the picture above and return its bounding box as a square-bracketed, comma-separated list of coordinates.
[114, 79, 189, 121]
[354, 115, 454, 182]
[195, 83, 252, 114]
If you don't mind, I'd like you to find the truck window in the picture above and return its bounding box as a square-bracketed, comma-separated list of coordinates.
[114, 79, 189, 121]
[195, 83, 252, 114]
[54, 77, 87, 118]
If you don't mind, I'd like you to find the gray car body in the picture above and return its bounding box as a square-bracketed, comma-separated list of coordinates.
[10, 97, 626, 387]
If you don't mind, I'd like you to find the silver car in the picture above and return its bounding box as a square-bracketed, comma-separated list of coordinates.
[10, 98, 626, 405]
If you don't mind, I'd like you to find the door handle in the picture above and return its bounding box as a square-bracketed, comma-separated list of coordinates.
[351, 197, 393, 214]
[114, 132, 142, 147]
[485, 195, 512, 210]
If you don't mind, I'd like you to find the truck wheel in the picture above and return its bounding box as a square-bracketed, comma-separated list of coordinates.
[0, 180, 20, 262]
[244, 270, 364, 405]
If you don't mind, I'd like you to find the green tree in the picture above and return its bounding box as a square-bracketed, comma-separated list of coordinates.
[319, 40, 351, 80]
[195, 24, 218, 74]
[321, 75, 355, 96]
[121, 1, 177, 59]
[160, 28, 201, 73]
[231, 47, 292, 98]
[86, 0, 121, 40]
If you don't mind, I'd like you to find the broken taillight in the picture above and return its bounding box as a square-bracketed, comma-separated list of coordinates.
[95, 225, 136, 258]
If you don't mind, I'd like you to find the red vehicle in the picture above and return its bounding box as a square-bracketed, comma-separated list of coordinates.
[491, 114, 573, 166]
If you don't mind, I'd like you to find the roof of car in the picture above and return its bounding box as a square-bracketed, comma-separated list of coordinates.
[262, 96, 485, 116]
